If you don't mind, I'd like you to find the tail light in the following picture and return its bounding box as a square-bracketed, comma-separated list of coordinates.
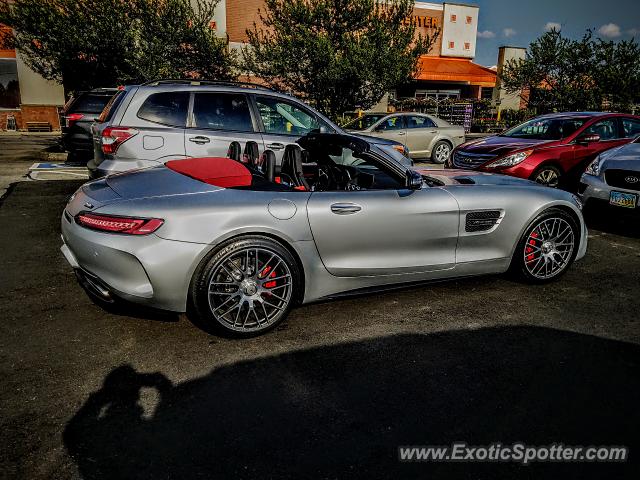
[101, 127, 138, 154]
[76, 213, 163, 235]
[65, 113, 84, 127]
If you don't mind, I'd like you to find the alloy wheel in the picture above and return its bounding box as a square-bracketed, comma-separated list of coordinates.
[534, 168, 560, 188]
[523, 217, 575, 279]
[434, 143, 451, 163]
[207, 247, 293, 332]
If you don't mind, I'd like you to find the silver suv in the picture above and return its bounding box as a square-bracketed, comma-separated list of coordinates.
[88, 80, 346, 178]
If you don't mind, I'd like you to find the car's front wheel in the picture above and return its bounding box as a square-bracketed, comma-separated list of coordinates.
[511, 208, 579, 283]
[431, 141, 452, 164]
[532, 165, 562, 188]
[190, 236, 300, 337]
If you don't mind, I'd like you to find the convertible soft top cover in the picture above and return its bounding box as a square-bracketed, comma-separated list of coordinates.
[166, 157, 253, 188]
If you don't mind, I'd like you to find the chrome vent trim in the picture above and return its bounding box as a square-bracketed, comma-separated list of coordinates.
[465, 210, 502, 232]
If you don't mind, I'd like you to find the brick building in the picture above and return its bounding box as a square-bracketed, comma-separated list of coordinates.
[0, 26, 65, 131]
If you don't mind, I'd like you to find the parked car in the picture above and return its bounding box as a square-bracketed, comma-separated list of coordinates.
[578, 135, 640, 210]
[88, 80, 411, 179]
[62, 132, 586, 337]
[61, 88, 118, 163]
[446, 112, 640, 188]
[344, 112, 465, 163]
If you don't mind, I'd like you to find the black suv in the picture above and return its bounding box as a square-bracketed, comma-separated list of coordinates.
[61, 88, 118, 163]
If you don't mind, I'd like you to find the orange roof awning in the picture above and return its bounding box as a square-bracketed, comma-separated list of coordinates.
[415, 56, 497, 87]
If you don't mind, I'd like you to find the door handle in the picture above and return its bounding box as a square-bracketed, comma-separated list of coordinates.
[331, 203, 362, 215]
[188, 136, 210, 144]
[397, 132, 406, 136]
[266, 142, 285, 150]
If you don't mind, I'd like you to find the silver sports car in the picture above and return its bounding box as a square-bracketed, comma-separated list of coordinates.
[579, 136, 640, 210]
[61, 133, 587, 337]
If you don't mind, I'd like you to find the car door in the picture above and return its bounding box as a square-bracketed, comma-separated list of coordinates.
[306, 151, 459, 277]
[404, 115, 438, 158]
[573, 118, 630, 172]
[369, 115, 407, 145]
[252, 95, 334, 164]
[184, 91, 263, 158]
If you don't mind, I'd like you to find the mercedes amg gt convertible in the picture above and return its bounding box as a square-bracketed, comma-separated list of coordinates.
[61, 133, 588, 336]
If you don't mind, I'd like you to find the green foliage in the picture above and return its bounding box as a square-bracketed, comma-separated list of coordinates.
[243, 0, 438, 119]
[0, 0, 236, 93]
[501, 28, 640, 113]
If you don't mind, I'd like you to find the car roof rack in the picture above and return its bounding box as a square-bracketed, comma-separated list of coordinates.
[140, 79, 276, 92]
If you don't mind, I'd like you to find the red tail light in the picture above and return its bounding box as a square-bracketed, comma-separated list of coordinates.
[65, 113, 84, 127]
[76, 213, 163, 235]
[101, 127, 138, 155]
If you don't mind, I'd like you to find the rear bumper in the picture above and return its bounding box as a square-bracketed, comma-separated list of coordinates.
[61, 210, 210, 312]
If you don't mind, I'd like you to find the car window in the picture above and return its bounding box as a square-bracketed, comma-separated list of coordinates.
[343, 114, 387, 130]
[584, 119, 619, 141]
[322, 145, 404, 190]
[137, 92, 189, 127]
[70, 93, 114, 114]
[377, 116, 404, 131]
[621, 118, 640, 139]
[192, 93, 253, 132]
[255, 96, 329, 135]
[503, 117, 586, 140]
[406, 116, 436, 129]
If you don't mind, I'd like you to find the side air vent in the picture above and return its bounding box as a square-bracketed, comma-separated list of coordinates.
[465, 210, 501, 232]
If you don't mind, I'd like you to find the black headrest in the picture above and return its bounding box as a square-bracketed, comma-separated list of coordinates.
[282, 144, 303, 172]
[260, 150, 276, 182]
[227, 141, 241, 161]
[244, 141, 259, 166]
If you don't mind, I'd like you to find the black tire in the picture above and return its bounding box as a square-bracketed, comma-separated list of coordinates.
[510, 208, 580, 284]
[431, 140, 452, 164]
[189, 235, 301, 337]
[531, 164, 562, 188]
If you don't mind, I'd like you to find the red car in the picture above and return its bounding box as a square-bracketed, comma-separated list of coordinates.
[447, 112, 640, 188]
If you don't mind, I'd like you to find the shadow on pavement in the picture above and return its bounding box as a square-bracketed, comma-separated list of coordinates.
[584, 206, 640, 239]
[63, 326, 640, 479]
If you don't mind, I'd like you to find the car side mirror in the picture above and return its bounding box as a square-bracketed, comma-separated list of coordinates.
[406, 170, 422, 190]
[577, 133, 600, 145]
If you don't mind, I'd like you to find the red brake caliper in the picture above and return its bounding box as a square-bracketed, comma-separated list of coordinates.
[260, 266, 277, 289]
[526, 231, 539, 262]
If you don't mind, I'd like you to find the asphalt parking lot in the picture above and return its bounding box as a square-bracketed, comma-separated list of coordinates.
[1, 138, 639, 479]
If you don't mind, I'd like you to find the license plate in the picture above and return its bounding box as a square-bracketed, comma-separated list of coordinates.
[609, 191, 638, 208]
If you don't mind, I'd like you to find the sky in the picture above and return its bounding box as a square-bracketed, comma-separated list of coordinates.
[472, 0, 640, 66]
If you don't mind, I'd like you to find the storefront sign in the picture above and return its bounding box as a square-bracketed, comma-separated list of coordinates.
[403, 15, 439, 29]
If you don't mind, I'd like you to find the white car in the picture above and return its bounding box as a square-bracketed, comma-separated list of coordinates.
[345, 112, 466, 163]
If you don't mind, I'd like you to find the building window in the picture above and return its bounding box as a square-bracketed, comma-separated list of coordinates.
[450, 14, 457, 22]
[464, 42, 470, 50]
[0, 59, 21, 109]
[448, 41, 455, 49]
[466, 16, 472, 24]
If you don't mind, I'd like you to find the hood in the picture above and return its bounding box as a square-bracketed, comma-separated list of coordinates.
[458, 135, 551, 157]
[601, 143, 640, 171]
[416, 168, 540, 187]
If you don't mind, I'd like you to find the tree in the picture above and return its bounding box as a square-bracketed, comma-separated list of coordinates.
[0, 0, 236, 93]
[501, 28, 640, 113]
[243, 0, 437, 119]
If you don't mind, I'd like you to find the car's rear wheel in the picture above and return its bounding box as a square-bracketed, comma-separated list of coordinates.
[431, 141, 452, 164]
[190, 236, 300, 337]
[511, 208, 579, 283]
[532, 165, 562, 188]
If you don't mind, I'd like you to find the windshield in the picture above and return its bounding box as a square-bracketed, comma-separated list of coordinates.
[502, 117, 586, 140]
[344, 114, 387, 131]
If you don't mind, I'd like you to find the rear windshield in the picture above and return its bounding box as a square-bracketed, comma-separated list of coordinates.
[97, 90, 126, 123]
[69, 93, 115, 114]
[502, 117, 586, 140]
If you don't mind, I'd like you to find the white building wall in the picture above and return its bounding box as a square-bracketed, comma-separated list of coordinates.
[15, 53, 64, 106]
[440, 3, 478, 58]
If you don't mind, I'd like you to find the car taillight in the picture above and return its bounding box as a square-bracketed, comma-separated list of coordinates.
[65, 113, 84, 127]
[76, 213, 163, 235]
[101, 127, 138, 155]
